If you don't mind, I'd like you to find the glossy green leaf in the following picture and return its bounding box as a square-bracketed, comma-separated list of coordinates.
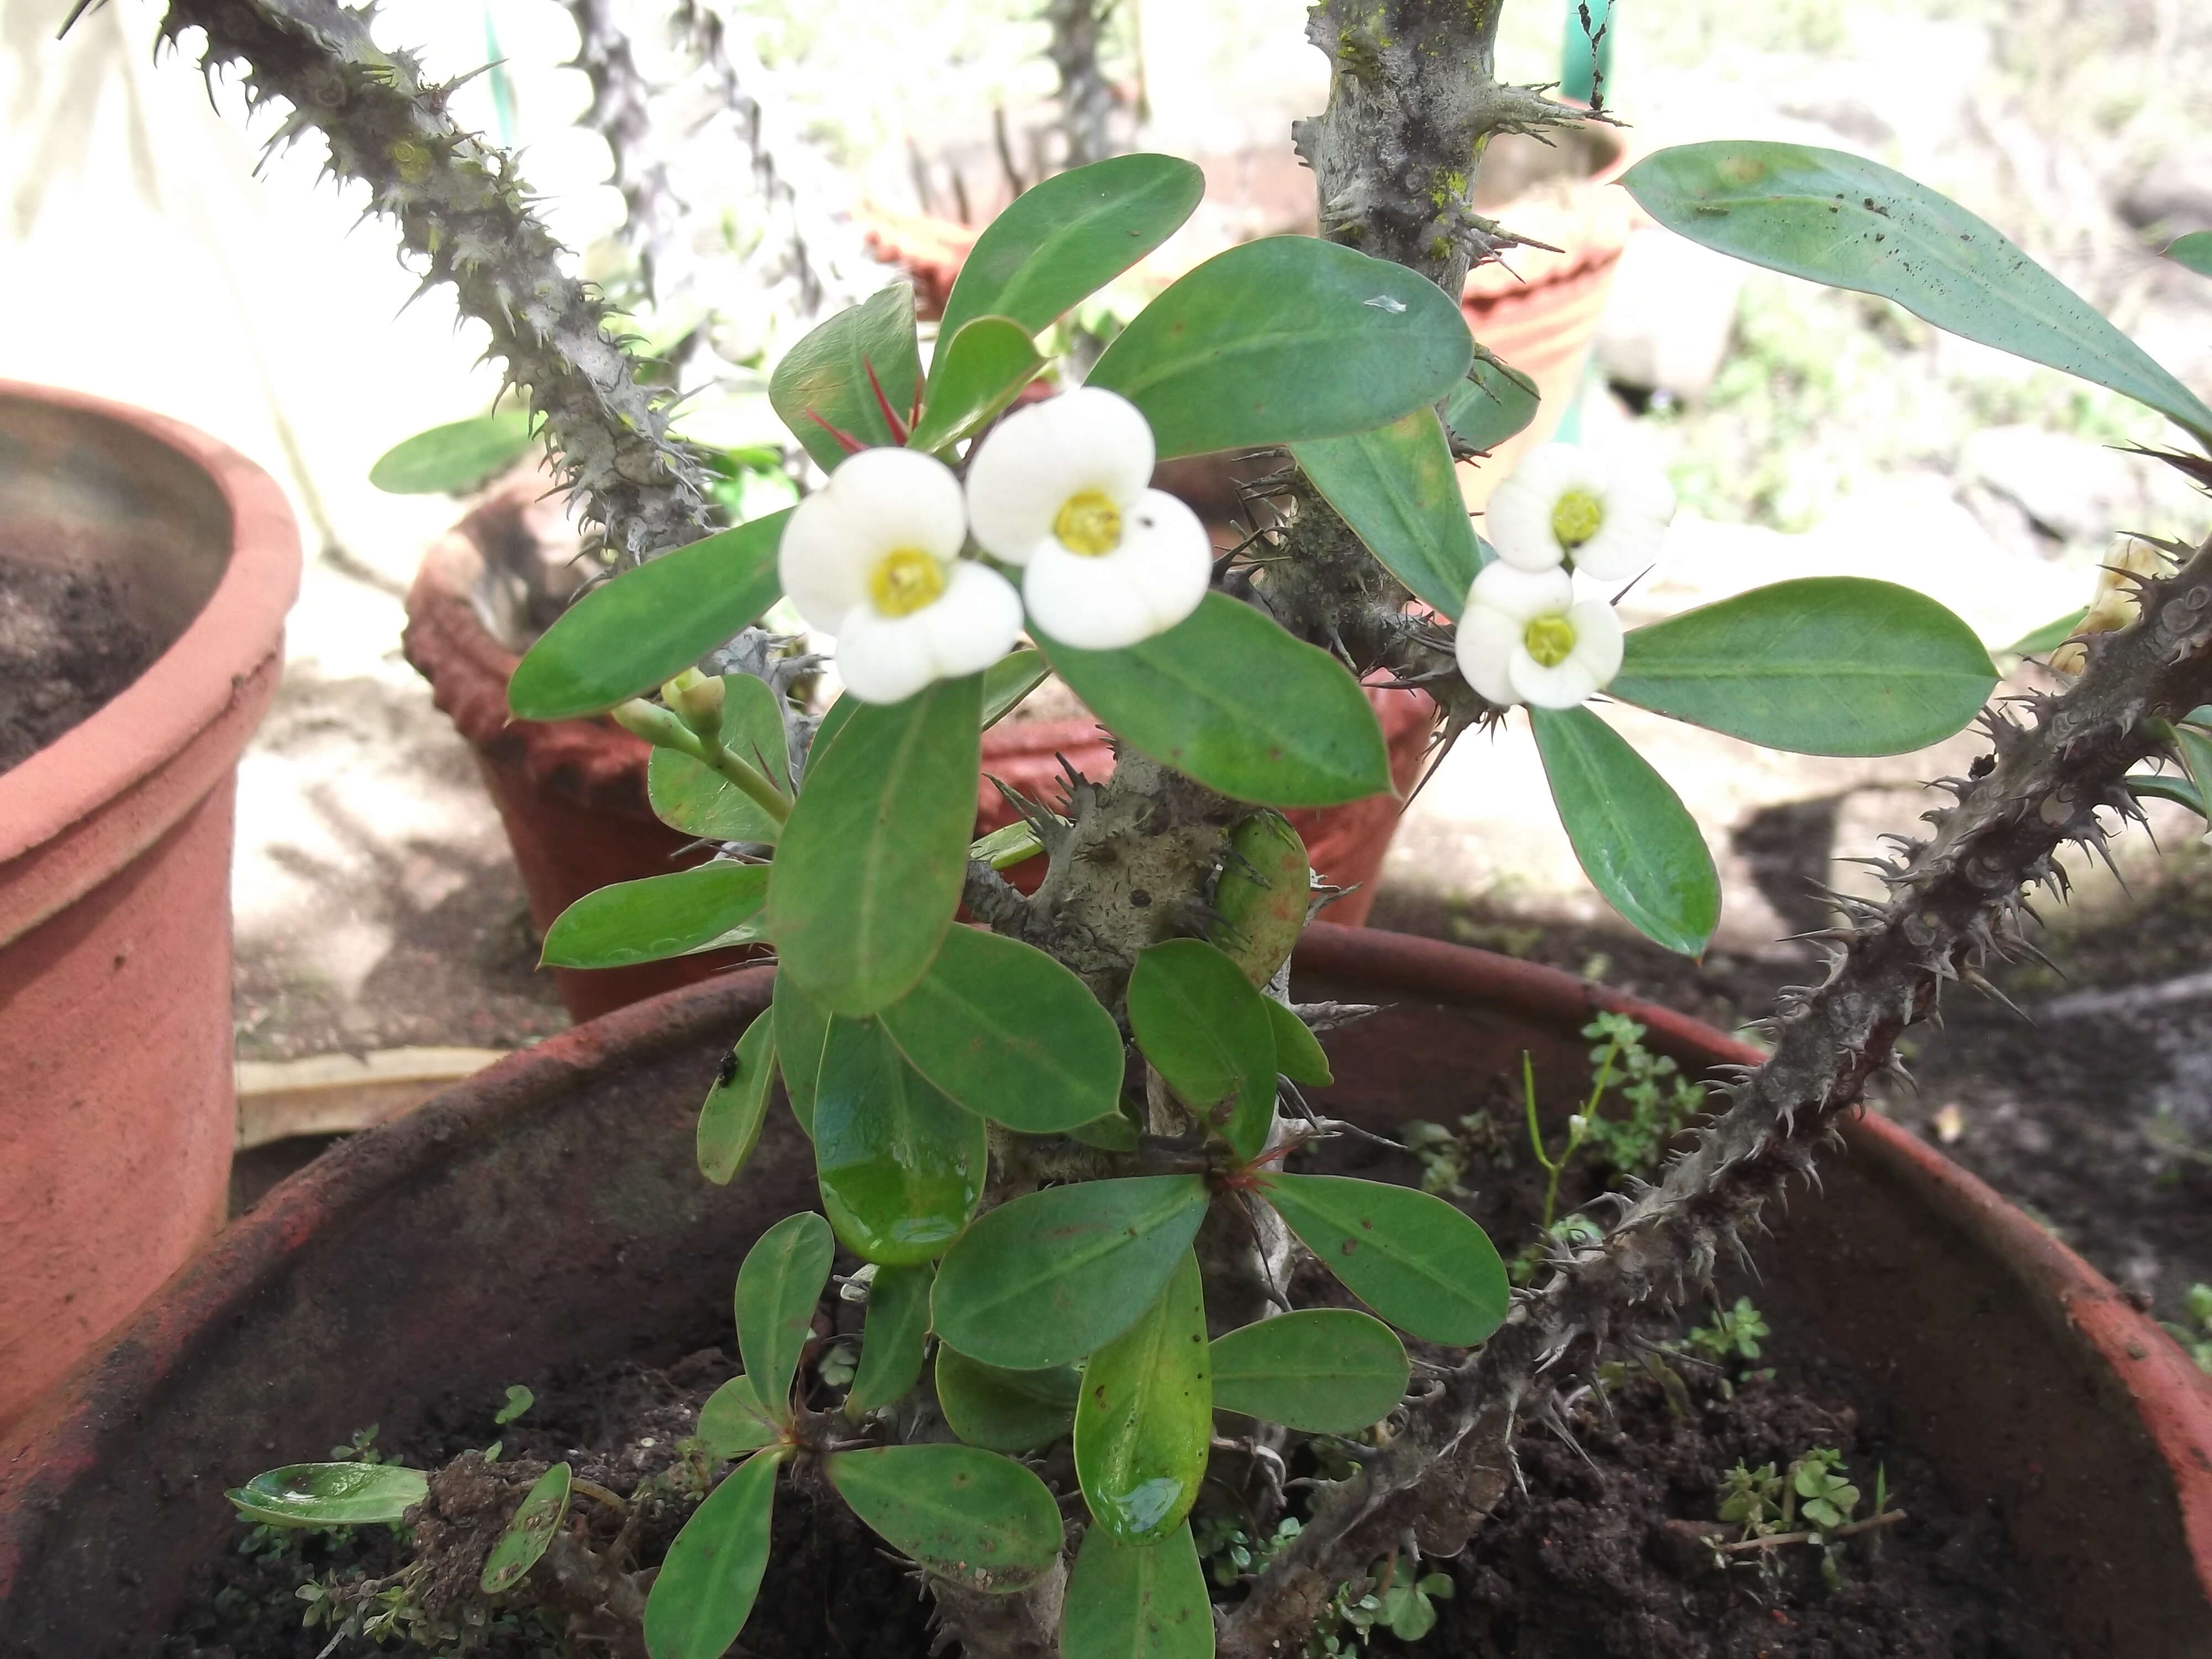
[826, 1443, 1064, 1593]
[1073, 1250, 1211, 1545]
[933, 1176, 1212, 1370]
[2124, 771, 2207, 813]
[2168, 232, 2212, 279]
[698, 1014, 775, 1186]
[1610, 578, 1998, 756]
[1126, 938, 1276, 1159]
[1070, 1110, 1141, 1152]
[848, 1263, 934, 1415]
[935, 1347, 1082, 1452]
[983, 648, 1050, 729]
[226, 1463, 428, 1529]
[649, 674, 791, 844]
[2001, 608, 2088, 659]
[1295, 408, 1483, 619]
[773, 971, 832, 1138]
[1039, 593, 1391, 808]
[882, 925, 1126, 1135]
[1265, 998, 1332, 1088]
[1062, 1520, 1213, 1659]
[368, 409, 535, 494]
[909, 317, 1044, 452]
[768, 674, 983, 1015]
[1531, 707, 1720, 958]
[1209, 1310, 1407, 1433]
[813, 1017, 988, 1265]
[1259, 1173, 1509, 1348]
[480, 1462, 571, 1595]
[733, 1211, 834, 1418]
[644, 1449, 782, 1659]
[937, 154, 1204, 359]
[771, 284, 925, 471]
[697, 1374, 781, 1457]
[539, 863, 768, 970]
[2176, 722, 2212, 818]
[508, 509, 791, 721]
[1088, 236, 1474, 459]
[1623, 142, 2212, 443]
[1443, 348, 1541, 455]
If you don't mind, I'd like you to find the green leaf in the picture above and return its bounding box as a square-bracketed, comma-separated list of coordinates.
[644, 1449, 782, 1659]
[539, 863, 768, 970]
[935, 1347, 1082, 1453]
[1265, 998, 1332, 1088]
[494, 1384, 534, 1425]
[773, 971, 832, 1138]
[698, 1015, 776, 1186]
[1061, 1519, 1213, 1659]
[909, 317, 1044, 452]
[2176, 722, 2212, 820]
[933, 1176, 1211, 1370]
[1610, 578, 1999, 756]
[1209, 1310, 1408, 1434]
[1088, 236, 1474, 460]
[1258, 1173, 1509, 1348]
[1070, 1110, 1141, 1152]
[480, 1462, 571, 1595]
[848, 1263, 935, 1415]
[368, 410, 535, 494]
[883, 925, 1127, 1135]
[768, 674, 983, 1015]
[2165, 231, 2212, 279]
[771, 284, 925, 471]
[1294, 409, 1483, 619]
[1039, 593, 1391, 808]
[983, 648, 1051, 729]
[226, 1463, 429, 1529]
[2001, 608, 2089, 659]
[936, 154, 1204, 361]
[733, 1211, 834, 1418]
[649, 674, 791, 844]
[1443, 348, 1542, 455]
[813, 1017, 988, 1265]
[825, 1444, 1064, 1593]
[1622, 142, 2212, 443]
[2123, 771, 2206, 813]
[1126, 938, 1276, 1159]
[508, 509, 791, 721]
[1531, 707, 1720, 958]
[1073, 1250, 1211, 1546]
[697, 1375, 781, 1458]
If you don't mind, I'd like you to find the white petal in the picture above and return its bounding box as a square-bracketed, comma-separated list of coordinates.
[1507, 646, 1605, 709]
[1469, 560, 1574, 624]
[916, 561, 1025, 678]
[1482, 444, 1606, 571]
[1564, 598, 1624, 685]
[778, 491, 879, 633]
[1114, 489, 1213, 633]
[1454, 604, 1524, 705]
[778, 447, 966, 631]
[966, 387, 1156, 562]
[1022, 541, 1157, 650]
[831, 606, 940, 705]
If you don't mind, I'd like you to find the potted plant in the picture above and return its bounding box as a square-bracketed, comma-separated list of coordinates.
[0, 380, 299, 1434]
[11, 2, 2211, 1655]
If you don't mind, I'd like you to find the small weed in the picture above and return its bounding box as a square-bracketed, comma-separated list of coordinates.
[2161, 1283, 2212, 1373]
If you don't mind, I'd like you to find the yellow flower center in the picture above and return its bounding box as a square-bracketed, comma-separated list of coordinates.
[1053, 489, 1123, 557]
[1551, 487, 1605, 551]
[1522, 613, 1577, 668]
[868, 547, 946, 617]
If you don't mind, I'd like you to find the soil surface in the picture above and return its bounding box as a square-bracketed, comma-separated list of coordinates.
[0, 555, 158, 773]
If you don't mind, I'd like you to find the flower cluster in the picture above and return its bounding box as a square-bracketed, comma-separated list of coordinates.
[779, 388, 1212, 703]
[1457, 444, 1676, 711]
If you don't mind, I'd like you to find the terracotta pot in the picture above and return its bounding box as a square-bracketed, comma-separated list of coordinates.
[403, 494, 1435, 1022]
[0, 382, 298, 1435]
[3, 927, 2205, 1656]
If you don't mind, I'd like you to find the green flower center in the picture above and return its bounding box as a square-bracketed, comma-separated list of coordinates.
[1551, 487, 1605, 551]
[1522, 613, 1578, 667]
[868, 547, 946, 617]
[1053, 489, 1123, 556]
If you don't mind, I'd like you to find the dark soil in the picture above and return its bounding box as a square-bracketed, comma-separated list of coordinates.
[0, 556, 158, 773]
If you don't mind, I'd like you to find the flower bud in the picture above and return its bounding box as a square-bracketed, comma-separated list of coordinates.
[1208, 811, 1312, 985]
[663, 668, 727, 739]
[612, 697, 686, 748]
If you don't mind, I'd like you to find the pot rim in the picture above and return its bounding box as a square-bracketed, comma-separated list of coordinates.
[0, 380, 299, 867]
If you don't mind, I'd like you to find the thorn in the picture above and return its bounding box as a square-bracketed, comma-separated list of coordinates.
[1960, 968, 2033, 1024]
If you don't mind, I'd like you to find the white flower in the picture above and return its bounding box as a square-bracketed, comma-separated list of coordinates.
[1455, 561, 1625, 710]
[963, 386, 1211, 650]
[1484, 443, 1676, 581]
[778, 446, 1022, 704]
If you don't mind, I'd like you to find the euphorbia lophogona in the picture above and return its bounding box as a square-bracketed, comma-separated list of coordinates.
[174, 2, 2212, 1657]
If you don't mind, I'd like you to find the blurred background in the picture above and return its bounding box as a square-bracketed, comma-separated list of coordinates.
[4, 0, 2208, 1325]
